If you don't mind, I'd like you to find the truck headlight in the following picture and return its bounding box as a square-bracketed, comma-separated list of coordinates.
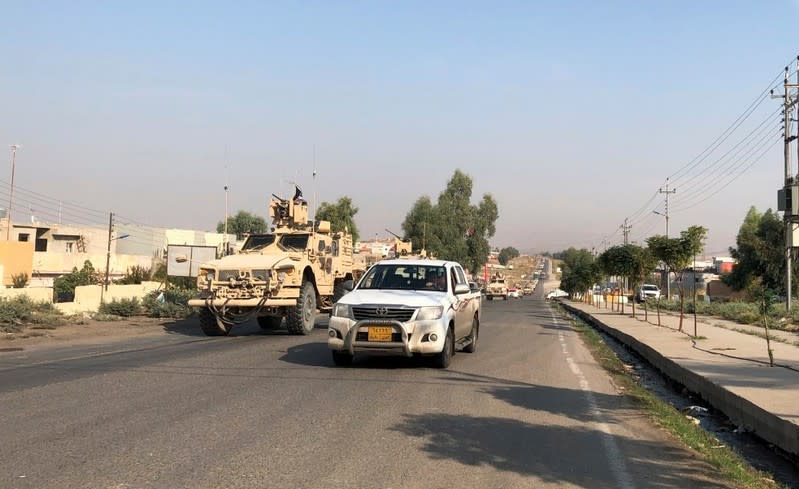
[416, 306, 443, 321]
[332, 303, 353, 319]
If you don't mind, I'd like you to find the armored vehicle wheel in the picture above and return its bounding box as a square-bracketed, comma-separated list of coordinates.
[431, 327, 454, 369]
[463, 316, 478, 353]
[332, 281, 347, 304]
[199, 308, 232, 336]
[286, 281, 317, 335]
[257, 316, 283, 330]
[331, 351, 353, 366]
[487, 296, 493, 301]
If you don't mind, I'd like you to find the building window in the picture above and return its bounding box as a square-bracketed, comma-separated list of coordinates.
[18, 233, 29, 242]
[35, 238, 47, 252]
[65, 242, 74, 253]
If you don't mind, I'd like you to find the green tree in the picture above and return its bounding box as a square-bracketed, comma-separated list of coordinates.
[315, 196, 360, 243]
[647, 225, 707, 331]
[725, 207, 790, 296]
[560, 248, 601, 299]
[497, 247, 520, 266]
[402, 196, 442, 253]
[598, 245, 635, 314]
[53, 260, 102, 302]
[401, 170, 499, 274]
[217, 210, 268, 239]
[628, 245, 658, 318]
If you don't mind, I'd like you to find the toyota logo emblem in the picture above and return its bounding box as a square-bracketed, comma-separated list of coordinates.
[375, 306, 389, 316]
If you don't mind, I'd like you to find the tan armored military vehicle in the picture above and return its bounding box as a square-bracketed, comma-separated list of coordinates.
[187, 194, 360, 336]
[486, 272, 509, 301]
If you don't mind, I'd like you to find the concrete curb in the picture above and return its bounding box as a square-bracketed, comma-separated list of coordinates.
[560, 301, 799, 456]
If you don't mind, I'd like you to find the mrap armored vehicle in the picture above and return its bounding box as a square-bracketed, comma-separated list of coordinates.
[187, 193, 359, 336]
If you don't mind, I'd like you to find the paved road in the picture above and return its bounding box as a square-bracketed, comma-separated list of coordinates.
[0, 286, 726, 488]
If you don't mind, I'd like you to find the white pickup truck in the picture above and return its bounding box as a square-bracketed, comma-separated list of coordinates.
[327, 259, 481, 368]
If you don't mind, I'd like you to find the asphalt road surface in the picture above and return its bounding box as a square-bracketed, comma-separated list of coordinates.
[0, 286, 727, 489]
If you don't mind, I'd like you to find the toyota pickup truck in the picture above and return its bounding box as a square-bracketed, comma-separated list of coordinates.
[327, 259, 481, 368]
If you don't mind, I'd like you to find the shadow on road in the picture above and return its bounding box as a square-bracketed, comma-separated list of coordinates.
[390, 413, 727, 489]
[160, 315, 330, 338]
[279, 342, 430, 369]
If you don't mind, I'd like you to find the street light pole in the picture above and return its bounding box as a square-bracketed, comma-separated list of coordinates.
[6, 145, 19, 241]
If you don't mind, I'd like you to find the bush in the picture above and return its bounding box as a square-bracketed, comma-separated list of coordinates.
[98, 298, 142, 317]
[54, 261, 102, 302]
[115, 265, 151, 285]
[11, 272, 28, 288]
[142, 288, 193, 318]
[0, 296, 64, 332]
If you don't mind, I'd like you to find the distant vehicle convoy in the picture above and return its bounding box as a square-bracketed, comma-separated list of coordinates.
[327, 259, 481, 368]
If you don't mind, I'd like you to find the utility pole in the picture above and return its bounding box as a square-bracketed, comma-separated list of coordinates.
[659, 178, 677, 299]
[101, 212, 114, 304]
[6, 145, 19, 241]
[621, 218, 631, 245]
[774, 61, 799, 310]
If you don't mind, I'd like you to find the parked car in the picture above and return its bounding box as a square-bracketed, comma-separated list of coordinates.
[546, 289, 569, 300]
[636, 284, 661, 302]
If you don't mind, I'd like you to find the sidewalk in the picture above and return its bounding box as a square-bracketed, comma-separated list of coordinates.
[559, 299, 799, 457]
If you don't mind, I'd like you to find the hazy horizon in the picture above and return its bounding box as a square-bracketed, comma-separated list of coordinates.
[1, 2, 796, 257]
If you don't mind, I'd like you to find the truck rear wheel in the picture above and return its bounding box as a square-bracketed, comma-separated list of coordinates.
[199, 308, 232, 336]
[286, 281, 317, 335]
[257, 316, 283, 330]
[463, 316, 478, 353]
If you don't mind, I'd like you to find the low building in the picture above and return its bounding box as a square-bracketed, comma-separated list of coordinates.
[0, 219, 234, 287]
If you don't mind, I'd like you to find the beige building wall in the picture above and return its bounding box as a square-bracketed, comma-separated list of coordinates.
[0, 241, 34, 286]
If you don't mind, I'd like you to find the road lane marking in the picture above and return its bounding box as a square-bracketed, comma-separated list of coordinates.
[550, 308, 636, 489]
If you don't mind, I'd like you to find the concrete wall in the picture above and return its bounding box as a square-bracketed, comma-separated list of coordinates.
[0, 241, 34, 286]
[55, 281, 162, 314]
[0, 287, 53, 303]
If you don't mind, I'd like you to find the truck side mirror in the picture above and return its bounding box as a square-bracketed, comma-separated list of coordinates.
[343, 280, 355, 292]
[454, 283, 470, 295]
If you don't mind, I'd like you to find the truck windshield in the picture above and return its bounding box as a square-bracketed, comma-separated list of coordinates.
[279, 234, 309, 251]
[359, 264, 448, 292]
[241, 234, 276, 250]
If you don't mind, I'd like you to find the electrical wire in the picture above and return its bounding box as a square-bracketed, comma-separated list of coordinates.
[671, 114, 782, 202]
[668, 65, 794, 184]
[672, 137, 781, 213]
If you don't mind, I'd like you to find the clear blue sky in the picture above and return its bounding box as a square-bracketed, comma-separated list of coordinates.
[1, 1, 796, 254]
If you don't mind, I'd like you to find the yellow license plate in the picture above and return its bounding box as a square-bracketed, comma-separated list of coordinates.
[367, 326, 393, 342]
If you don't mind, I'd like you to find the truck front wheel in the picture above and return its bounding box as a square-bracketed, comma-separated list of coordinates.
[286, 281, 317, 335]
[431, 327, 453, 369]
[199, 308, 232, 336]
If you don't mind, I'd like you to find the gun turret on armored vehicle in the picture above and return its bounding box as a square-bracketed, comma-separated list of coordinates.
[187, 190, 360, 336]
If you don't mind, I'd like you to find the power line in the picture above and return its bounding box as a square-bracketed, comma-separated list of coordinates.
[674, 122, 782, 204]
[668, 65, 793, 184]
[672, 137, 781, 213]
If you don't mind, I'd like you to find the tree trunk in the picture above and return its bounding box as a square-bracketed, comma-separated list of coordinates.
[677, 272, 685, 332]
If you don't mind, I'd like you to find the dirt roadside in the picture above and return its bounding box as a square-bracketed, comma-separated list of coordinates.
[0, 316, 193, 352]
